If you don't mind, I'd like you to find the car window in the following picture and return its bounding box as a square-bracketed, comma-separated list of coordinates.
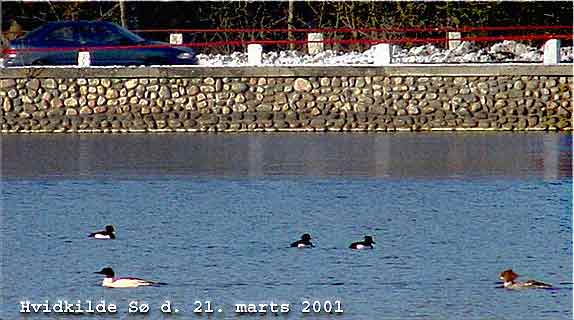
[42, 26, 76, 43]
[80, 24, 133, 45]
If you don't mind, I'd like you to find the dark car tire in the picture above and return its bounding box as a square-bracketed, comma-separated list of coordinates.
[32, 59, 48, 66]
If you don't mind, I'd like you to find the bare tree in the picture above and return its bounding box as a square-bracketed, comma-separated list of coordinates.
[119, 0, 126, 27]
[287, 0, 294, 50]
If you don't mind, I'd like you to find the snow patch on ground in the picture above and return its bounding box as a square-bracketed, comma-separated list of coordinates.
[197, 40, 574, 66]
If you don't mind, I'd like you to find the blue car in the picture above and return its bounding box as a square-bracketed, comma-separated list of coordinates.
[3, 20, 198, 66]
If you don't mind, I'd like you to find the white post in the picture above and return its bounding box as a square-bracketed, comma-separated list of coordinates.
[307, 33, 324, 55]
[170, 33, 183, 45]
[373, 43, 392, 65]
[78, 51, 91, 67]
[543, 39, 560, 64]
[448, 32, 461, 50]
[247, 44, 262, 65]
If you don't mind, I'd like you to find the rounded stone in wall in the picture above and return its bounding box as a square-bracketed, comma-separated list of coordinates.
[79, 106, 92, 115]
[3, 98, 13, 112]
[1, 79, 17, 89]
[557, 107, 571, 118]
[184, 85, 198, 96]
[22, 95, 33, 104]
[26, 79, 40, 91]
[200, 85, 215, 93]
[320, 78, 331, 87]
[49, 98, 62, 109]
[86, 79, 99, 86]
[41, 79, 58, 89]
[469, 103, 482, 113]
[158, 86, 171, 98]
[392, 77, 403, 85]
[124, 79, 138, 90]
[105, 88, 119, 99]
[230, 83, 248, 93]
[64, 98, 78, 108]
[453, 77, 467, 86]
[512, 80, 525, 90]
[294, 78, 312, 92]
[494, 100, 506, 109]
[196, 93, 207, 102]
[197, 114, 219, 125]
[465, 109, 484, 119]
[46, 107, 64, 118]
[7, 89, 18, 99]
[233, 104, 247, 113]
[94, 106, 107, 114]
[256, 104, 273, 112]
[23, 104, 37, 113]
[310, 118, 326, 129]
[214, 79, 223, 92]
[41, 92, 52, 102]
[167, 119, 182, 128]
[200, 77, 214, 85]
[545, 79, 557, 88]
[406, 106, 420, 115]
[358, 95, 374, 104]
[528, 116, 539, 127]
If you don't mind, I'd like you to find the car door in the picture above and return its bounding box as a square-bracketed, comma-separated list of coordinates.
[79, 23, 142, 66]
[34, 24, 79, 65]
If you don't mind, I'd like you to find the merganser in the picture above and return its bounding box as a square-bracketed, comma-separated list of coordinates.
[349, 236, 375, 249]
[88, 225, 116, 239]
[94, 267, 166, 288]
[499, 269, 552, 289]
[290, 233, 314, 248]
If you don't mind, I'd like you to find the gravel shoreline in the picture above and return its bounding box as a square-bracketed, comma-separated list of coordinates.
[197, 40, 574, 66]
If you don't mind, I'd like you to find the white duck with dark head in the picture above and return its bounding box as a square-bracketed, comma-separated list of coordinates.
[94, 267, 165, 288]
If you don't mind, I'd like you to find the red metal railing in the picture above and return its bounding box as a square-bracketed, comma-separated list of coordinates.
[2, 25, 572, 54]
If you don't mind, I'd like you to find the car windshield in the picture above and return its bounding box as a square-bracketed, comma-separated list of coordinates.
[18, 24, 53, 40]
[110, 24, 146, 43]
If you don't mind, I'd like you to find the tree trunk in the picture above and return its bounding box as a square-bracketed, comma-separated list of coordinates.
[119, 0, 127, 28]
[288, 0, 294, 50]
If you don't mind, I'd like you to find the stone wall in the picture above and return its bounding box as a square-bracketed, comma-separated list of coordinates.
[0, 65, 572, 133]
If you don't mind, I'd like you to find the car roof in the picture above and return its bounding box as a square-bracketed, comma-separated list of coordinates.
[20, 20, 122, 40]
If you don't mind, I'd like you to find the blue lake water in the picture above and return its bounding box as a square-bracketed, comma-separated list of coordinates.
[1, 132, 572, 319]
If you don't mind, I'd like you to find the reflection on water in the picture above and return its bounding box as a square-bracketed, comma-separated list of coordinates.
[1, 132, 572, 179]
[1, 132, 572, 320]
